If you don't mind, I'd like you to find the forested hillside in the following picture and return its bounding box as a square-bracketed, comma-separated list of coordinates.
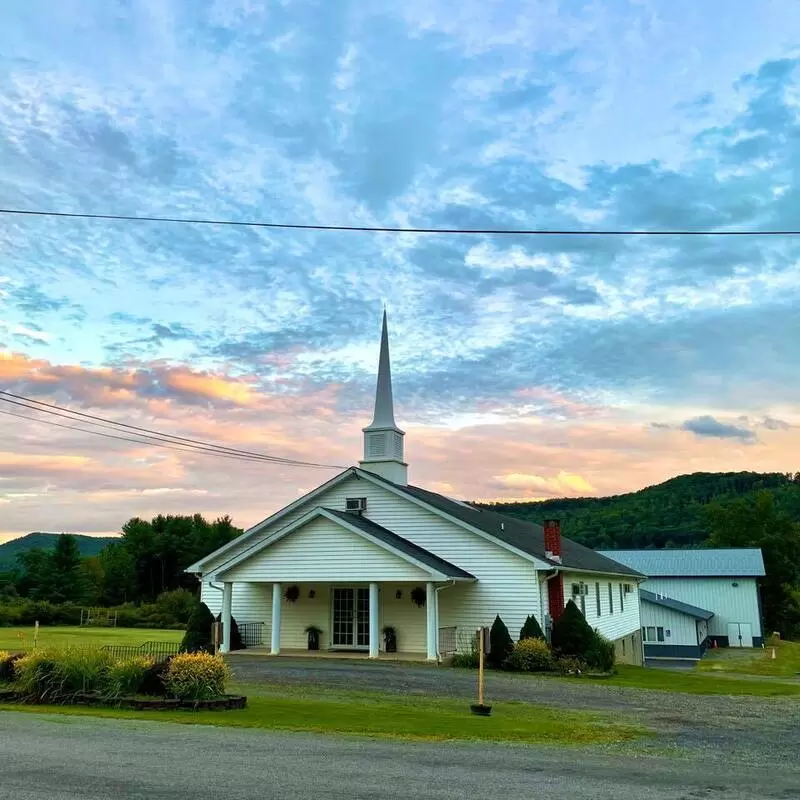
[0, 533, 116, 570]
[479, 471, 800, 550]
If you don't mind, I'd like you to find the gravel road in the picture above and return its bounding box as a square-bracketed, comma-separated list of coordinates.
[227, 656, 800, 766]
[2, 712, 799, 800]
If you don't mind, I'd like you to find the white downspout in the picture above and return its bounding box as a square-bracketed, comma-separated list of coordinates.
[434, 580, 456, 662]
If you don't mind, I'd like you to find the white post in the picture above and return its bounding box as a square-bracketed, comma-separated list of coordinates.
[220, 582, 232, 654]
[369, 582, 380, 658]
[270, 582, 282, 655]
[426, 581, 437, 661]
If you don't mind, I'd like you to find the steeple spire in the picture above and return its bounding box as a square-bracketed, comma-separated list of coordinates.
[359, 311, 407, 485]
[368, 309, 396, 428]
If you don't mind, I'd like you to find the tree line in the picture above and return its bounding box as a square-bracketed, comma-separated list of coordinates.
[0, 514, 242, 608]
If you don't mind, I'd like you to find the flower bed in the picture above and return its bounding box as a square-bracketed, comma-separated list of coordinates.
[0, 648, 246, 711]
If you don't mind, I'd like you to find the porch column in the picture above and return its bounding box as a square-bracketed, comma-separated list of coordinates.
[220, 582, 232, 654]
[369, 582, 380, 658]
[426, 581, 438, 661]
[270, 582, 282, 655]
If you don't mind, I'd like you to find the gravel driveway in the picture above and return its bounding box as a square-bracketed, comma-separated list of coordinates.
[3, 712, 800, 800]
[227, 656, 800, 766]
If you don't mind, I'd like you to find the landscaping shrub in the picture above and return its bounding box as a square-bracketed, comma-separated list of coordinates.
[451, 635, 479, 668]
[13, 648, 113, 702]
[103, 656, 154, 699]
[584, 632, 615, 673]
[0, 651, 13, 683]
[181, 602, 215, 653]
[550, 600, 595, 658]
[554, 655, 586, 674]
[487, 615, 514, 668]
[506, 638, 554, 672]
[138, 659, 170, 696]
[215, 613, 245, 651]
[164, 652, 229, 701]
[519, 614, 545, 641]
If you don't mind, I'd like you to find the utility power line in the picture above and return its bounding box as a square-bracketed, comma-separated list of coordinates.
[0, 391, 344, 470]
[1, 207, 798, 236]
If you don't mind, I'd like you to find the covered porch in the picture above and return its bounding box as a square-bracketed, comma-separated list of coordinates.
[211, 507, 473, 660]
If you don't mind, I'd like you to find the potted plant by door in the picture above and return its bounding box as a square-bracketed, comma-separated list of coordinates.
[305, 625, 323, 651]
[383, 626, 397, 653]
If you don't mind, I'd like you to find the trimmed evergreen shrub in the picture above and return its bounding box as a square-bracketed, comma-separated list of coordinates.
[519, 614, 545, 641]
[584, 632, 615, 672]
[215, 613, 245, 651]
[506, 638, 554, 672]
[487, 615, 514, 668]
[180, 602, 215, 653]
[550, 600, 595, 658]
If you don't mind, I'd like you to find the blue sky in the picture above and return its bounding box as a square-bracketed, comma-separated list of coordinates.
[1, 0, 799, 538]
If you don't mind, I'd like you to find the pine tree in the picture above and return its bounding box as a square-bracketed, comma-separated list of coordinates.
[519, 614, 545, 641]
[487, 615, 514, 668]
[550, 599, 595, 657]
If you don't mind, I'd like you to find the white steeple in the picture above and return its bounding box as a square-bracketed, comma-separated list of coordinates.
[359, 310, 407, 485]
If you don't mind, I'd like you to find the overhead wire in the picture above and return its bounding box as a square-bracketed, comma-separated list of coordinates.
[0, 391, 344, 470]
[1, 207, 798, 236]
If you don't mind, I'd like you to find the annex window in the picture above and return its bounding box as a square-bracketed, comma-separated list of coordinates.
[643, 627, 665, 643]
[608, 582, 614, 614]
[595, 582, 601, 617]
[619, 583, 624, 613]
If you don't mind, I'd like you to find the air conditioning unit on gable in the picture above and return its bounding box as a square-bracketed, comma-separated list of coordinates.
[345, 497, 367, 513]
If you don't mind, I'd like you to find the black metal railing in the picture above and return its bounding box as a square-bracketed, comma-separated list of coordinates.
[101, 641, 182, 661]
[239, 621, 265, 647]
[438, 626, 457, 656]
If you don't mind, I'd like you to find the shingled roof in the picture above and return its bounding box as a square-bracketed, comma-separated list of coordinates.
[359, 471, 644, 578]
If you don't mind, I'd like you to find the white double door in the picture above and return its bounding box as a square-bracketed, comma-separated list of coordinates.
[332, 587, 371, 649]
[727, 622, 753, 648]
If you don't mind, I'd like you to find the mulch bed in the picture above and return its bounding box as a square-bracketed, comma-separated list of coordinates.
[0, 688, 246, 711]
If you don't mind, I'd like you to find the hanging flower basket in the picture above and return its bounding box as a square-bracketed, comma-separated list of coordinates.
[285, 585, 300, 603]
[410, 586, 426, 608]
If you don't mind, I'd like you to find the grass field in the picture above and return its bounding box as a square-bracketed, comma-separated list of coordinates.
[583, 663, 800, 697]
[0, 626, 184, 652]
[0, 687, 647, 745]
[696, 640, 800, 679]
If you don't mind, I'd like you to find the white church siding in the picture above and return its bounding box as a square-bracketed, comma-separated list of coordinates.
[218, 516, 432, 583]
[202, 474, 540, 648]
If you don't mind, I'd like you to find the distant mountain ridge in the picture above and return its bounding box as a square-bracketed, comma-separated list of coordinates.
[0, 532, 117, 569]
[478, 471, 800, 550]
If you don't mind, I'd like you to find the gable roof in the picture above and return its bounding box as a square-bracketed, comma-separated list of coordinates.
[640, 589, 714, 621]
[597, 548, 765, 578]
[188, 465, 644, 578]
[323, 509, 474, 580]
[215, 506, 475, 582]
[363, 474, 644, 578]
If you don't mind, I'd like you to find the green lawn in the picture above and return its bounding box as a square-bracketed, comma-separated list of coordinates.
[0, 626, 184, 652]
[696, 641, 800, 678]
[577, 664, 800, 697]
[0, 688, 646, 745]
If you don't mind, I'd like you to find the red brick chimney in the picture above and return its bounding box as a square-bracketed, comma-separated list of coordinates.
[543, 519, 562, 563]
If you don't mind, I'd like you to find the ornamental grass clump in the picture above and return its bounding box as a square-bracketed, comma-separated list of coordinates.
[104, 656, 154, 699]
[164, 652, 229, 701]
[13, 648, 114, 703]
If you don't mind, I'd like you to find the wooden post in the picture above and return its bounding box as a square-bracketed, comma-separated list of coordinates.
[212, 621, 222, 656]
[33, 620, 39, 649]
[478, 628, 485, 706]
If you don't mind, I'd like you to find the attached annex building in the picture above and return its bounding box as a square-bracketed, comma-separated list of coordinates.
[599, 549, 766, 659]
[189, 313, 645, 663]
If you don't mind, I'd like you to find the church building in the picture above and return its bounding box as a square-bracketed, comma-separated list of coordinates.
[188, 313, 645, 664]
